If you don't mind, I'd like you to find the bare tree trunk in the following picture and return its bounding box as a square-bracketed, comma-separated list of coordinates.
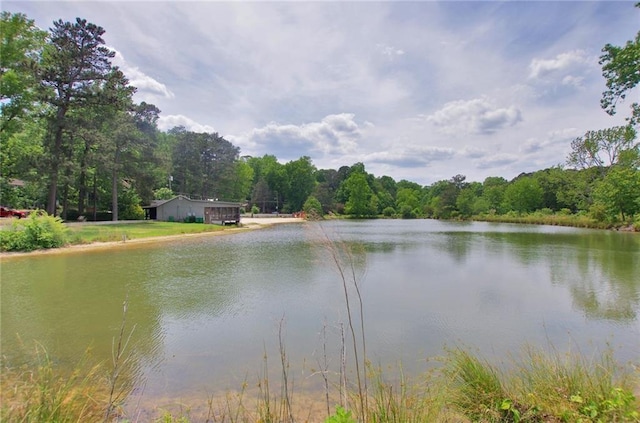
[62, 180, 69, 220]
[112, 149, 119, 221]
[46, 105, 68, 215]
[78, 140, 91, 215]
[112, 166, 118, 221]
[93, 171, 98, 221]
[46, 167, 59, 215]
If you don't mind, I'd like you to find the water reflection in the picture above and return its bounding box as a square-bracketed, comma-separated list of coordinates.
[476, 230, 640, 322]
[1, 249, 167, 397]
[1, 220, 638, 409]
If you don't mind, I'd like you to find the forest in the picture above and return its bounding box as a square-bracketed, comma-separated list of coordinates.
[1, 12, 639, 227]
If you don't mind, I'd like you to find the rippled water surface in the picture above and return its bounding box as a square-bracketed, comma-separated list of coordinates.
[2, 220, 639, 406]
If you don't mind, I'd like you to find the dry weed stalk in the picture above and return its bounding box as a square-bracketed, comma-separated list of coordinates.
[318, 224, 369, 421]
[104, 297, 137, 422]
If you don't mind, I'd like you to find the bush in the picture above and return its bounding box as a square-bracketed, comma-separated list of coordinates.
[589, 202, 609, 222]
[400, 204, 415, 219]
[538, 208, 554, 216]
[0, 211, 68, 251]
[303, 196, 323, 219]
[118, 189, 145, 220]
[120, 204, 144, 220]
[382, 206, 395, 217]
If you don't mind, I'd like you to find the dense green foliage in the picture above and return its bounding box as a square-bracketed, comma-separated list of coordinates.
[303, 195, 323, 218]
[1, 9, 638, 229]
[600, 12, 640, 126]
[0, 212, 68, 251]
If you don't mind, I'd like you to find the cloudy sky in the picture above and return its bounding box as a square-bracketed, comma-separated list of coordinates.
[5, 1, 638, 185]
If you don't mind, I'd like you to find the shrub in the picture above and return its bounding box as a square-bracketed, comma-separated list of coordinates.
[382, 206, 395, 217]
[400, 204, 415, 219]
[118, 189, 145, 220]
[303, 196, 323, 219]
[0, 211, 68, 251]
[589, 202, 609, 222]
[120, 204, 144, 220]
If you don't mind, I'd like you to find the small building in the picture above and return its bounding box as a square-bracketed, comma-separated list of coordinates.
[143, 195, 241, 225]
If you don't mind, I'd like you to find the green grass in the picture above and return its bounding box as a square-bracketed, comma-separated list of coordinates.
[4, 344, 637, 423]
[474, 212, 614, 230]
[65, 221, 230, 245]
[442, 345, 640, 422]
[1, 344, 110, 423]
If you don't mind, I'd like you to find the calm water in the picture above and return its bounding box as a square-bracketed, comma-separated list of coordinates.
[1, 219, 639, 408]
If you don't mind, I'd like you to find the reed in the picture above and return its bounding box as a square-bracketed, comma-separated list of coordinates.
[0, 343, 107, 422]
[441, 345, 639, 422]
[3, 338, 637, 422]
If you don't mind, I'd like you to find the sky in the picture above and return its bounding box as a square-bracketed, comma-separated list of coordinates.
[4, 1, 639, 185]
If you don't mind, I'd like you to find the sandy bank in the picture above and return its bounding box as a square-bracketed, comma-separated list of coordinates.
[0, 217, 306, 259]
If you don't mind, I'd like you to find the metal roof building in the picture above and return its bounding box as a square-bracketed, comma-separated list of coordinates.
[143, 195, 241, 225]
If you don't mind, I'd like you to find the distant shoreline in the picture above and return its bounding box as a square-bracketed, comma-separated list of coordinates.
[0, 217, 305, 260]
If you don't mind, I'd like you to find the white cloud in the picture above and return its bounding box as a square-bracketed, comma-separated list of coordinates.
[528, 50, 590, 80]
[561, 75, 584, 88]
[461, 146, 488, 159]
[7, 0, 635, 186]
[520, 127, 580, 154]
[111, 48, 174, 100]
[366, 146, 455, 168]
[427, 98, 522, 135]
[158, 115, 215, 133]
[527, 50, 595, 100]
[237, 113, 364, 160]
[475, 153, 520, 170]
[377, 43, 405, 59]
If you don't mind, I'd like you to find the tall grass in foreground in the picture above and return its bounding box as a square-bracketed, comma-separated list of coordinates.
[1, 301, 138, 423]
[1, 343, 108, 422]
[4, 344, 636, 422]
[443, 346, 639, 422]
[319, 225, 369, 421]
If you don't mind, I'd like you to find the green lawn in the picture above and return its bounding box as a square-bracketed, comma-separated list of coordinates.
[65, 221, 229, 245]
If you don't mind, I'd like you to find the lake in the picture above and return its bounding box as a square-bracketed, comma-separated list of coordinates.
[1, 219, 639, 413]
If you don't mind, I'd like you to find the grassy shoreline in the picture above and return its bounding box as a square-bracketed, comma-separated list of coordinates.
[0, 217, 305, 258]
[2, 342, 638, 422]
[471, 212, 638, 231]
[1, 212, 636, 256]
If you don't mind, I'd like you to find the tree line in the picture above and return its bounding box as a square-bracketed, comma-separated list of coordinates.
[1, 11, 638, 225]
